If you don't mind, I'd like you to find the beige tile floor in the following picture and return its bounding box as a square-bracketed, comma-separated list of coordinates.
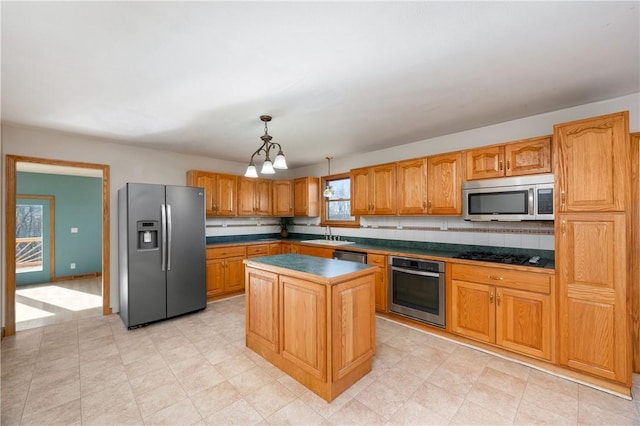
[15, 277, 103, 331]
[2, 295, 639, 425]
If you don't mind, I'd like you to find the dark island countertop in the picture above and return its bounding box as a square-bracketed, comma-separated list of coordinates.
[244, 254, 376, 284]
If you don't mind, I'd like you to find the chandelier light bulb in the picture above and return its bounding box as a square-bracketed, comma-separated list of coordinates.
[261, 160, 275, 174]
[244, 164, 258, 178]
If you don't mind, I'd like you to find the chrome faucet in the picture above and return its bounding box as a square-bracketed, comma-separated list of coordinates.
[325, 225, 332, 240]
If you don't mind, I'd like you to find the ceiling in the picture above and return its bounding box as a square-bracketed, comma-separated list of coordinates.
[2, 2, 639, 169]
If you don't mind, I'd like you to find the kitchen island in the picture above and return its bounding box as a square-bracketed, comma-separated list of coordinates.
[243, 254, 376, 402]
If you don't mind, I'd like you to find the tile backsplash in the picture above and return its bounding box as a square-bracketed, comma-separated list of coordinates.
[205, 215, 554, 250]
[288, 216, 555, 250]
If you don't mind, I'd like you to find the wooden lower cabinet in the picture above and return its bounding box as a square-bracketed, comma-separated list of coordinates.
[556, 212, 630, 385]
[206, 246, 246, 300]
[450, 264, 553, 361]
[294, 245, 333, 259]
[367, 253, 388, 312]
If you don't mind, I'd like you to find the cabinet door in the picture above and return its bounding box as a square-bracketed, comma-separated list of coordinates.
[427, 152, 462, 215]
[215, 174, 238, 216]
[557, 212, 629, 384]
[505, 136, 551, 177]
[451, 280, 495, 344]
[370, 164, 397, 215]
[273, 180, 293, 216]
[465, 146, 504, 180]
[293, 177, 319, 217]
[224, 256, 246, 292]
[269, 243, 282, 255]
[206, 259, 225, 298]
[368, 254, 387, 312]
[280, 276, 327, 380]
[237, 178, 256, 216]
[255, 179, 272, 216]
[188, 172, 216, 216]
[554, 112, 629, 212]
[246, 268, 279, 353]
[396, 158, 428, 215]
[496, 287, 552, 361]
[350, 168, 370, 215]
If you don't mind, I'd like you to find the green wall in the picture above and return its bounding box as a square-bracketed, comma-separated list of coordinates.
[17, 172, 102, 284]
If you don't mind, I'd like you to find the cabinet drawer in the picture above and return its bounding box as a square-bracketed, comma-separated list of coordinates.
[451, 263, 551, 294]
[367, 254, 386, 267]
[207, 246, 246, 259]
[247, 244, 269, 257]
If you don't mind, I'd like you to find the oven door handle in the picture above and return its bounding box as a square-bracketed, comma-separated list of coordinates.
[390, 266, 441, 278]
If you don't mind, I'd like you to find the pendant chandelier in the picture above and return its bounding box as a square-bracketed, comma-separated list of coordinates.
[323, 156, 335, 199]
[244, 115, 288, 178]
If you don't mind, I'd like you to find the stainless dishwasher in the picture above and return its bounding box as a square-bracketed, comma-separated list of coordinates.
[333, 250, 367, 264]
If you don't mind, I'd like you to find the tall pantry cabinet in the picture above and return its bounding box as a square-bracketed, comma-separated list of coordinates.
[554, 111, 631, 385]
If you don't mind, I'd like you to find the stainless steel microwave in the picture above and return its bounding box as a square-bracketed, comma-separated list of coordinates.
[462, 174, 554, 221]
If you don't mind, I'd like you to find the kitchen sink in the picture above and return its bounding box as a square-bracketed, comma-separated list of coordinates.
[299, 239, 356, 246]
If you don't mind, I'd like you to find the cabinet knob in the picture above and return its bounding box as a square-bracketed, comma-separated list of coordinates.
[506, 160, 511, 170]
[496, 293, 501, 306]
[490, 291, 494, 304]
[499, 161, 503, 171]
[488, 275, 503, 280]
[561, 191, 566, 206]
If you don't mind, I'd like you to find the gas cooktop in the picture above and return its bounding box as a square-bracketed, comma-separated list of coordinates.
[453, 251, 547, 267]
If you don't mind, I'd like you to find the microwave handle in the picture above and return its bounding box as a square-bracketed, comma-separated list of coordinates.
[528, 188, 534, 216]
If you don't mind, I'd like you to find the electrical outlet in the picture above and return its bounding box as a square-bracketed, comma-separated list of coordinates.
[70, 263, 76, 269]
[71, 227, 78, 233]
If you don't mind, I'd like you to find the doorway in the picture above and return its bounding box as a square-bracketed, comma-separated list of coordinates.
[5, 155, 111, 337]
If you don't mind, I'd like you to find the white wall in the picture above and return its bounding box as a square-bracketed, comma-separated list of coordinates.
[2, 93, 639, 319]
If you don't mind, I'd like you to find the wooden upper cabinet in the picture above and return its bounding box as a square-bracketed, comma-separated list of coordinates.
[396, 158, 428, 215]
[187, 170, 237, 216]
[465, 146, 504, 181]
[427, 152, 462, 215]
[293, 177, 320, 217]
[273, 180, 293, 217]
[396, 153, 462, 216]
[350, 163, 396, 215]
[350, 167, 371, 216]
[465, 136, 552, 181]
[238, 177, 272, 216]
[505, 136, 551, 177]
[556, 212, 630, 384]
[554, 111, 629, 212]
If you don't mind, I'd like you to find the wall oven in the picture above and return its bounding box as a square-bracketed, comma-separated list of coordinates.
[388, 256, 445, 328]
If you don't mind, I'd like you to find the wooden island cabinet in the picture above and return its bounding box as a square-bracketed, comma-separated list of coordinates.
[244, 254, 376, 402]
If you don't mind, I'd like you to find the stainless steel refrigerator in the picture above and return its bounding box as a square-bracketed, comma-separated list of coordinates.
[118, 183, 206, 329]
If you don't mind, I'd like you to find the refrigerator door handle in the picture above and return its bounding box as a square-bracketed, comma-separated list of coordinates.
[161, 204, 167, 272]
[167, 204, 172, 271]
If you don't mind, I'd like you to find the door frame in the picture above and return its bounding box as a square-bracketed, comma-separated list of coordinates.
[5, 155, 111, 336]
[16, 195, 56, 282]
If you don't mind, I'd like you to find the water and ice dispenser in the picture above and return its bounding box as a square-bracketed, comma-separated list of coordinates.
[137, 220, 159, 250]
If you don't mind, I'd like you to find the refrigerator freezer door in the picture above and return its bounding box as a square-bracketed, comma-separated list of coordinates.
[125, 183, 167, 327]
[165, 185, 206, 317]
